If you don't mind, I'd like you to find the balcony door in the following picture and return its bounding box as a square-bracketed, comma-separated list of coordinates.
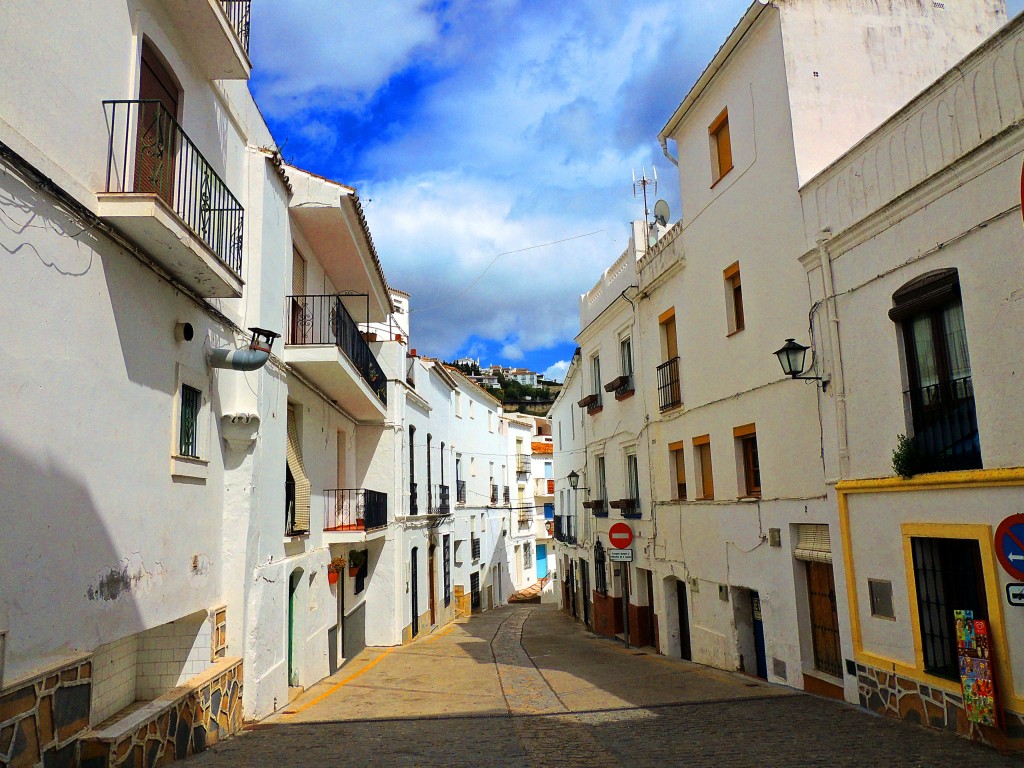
[136, 41, 180, 206]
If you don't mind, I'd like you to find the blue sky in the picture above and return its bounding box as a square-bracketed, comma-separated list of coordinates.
[250, 0, 1023, 381]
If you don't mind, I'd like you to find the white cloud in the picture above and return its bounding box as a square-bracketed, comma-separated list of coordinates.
[544, 361, 570, 382]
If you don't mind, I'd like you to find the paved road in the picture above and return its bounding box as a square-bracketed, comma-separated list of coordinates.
[187, 604, 1019, 767]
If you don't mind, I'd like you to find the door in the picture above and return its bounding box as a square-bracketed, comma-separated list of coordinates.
[676, 579, 692, 660]
[411, 547, 419, 638]
[751, 591, 767, 679]
[807, 561, 843, 677]
[136, 41, 179, 205]
[428, 546, 437, 626]
[580, 561, 591, 628]
[568, 561, 577, 619]
[536, 544, 548, 578]
[288, 569, 302, 687]
[645, 570, 657, 650]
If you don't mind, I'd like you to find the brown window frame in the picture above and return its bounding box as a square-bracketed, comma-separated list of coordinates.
[709, 107, 733, 185]
[669, 440, 686, 500]
[735, 424, 760, 498]
[694, 435, 714, 500]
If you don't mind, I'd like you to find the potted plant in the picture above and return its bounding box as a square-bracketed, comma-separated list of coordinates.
[327, 556, 346, 585]
[348, 549, 368, 577]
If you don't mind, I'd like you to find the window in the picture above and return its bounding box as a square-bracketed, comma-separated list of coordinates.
[911, 537, 987, 679]
[443, 535, 451, 607]
[669, 441, 686, 500]
[455, 391, 462, 417]
[709, 107, 733, 184]
[409, 425, 417, 515]
[470, 571, 481, 609]
[590, 354, 602, 408]
[524, 544, 533, 570]
[179, 385, 202, 457]
[596, 456, 608, 507]
[734, 424, 760, 497]
[658, 308, 681, 410]
[285, 405, 311, 534]
[889, 269, 980, 472]
[488, 410, 494, 432]
[616, 335, 634, 396]
[469, 400, 475, 419]
[354, 549, 369, 594]
[626, 452, 640, 513]
[694, 435, 714, 500]
[868, 579, 895, 620]
[724, 262, 744, 334]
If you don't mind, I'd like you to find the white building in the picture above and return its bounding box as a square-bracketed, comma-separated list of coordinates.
[799, 14, 1024, 747]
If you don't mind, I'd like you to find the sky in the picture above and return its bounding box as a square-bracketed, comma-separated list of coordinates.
[249, 0, 1024, 382]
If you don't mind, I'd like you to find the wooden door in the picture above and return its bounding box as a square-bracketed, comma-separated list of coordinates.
[807, 561, 843, 677]
[136, 42, 179, 206]
[428, 546, 437, 626]
[411, 547, 419, 637]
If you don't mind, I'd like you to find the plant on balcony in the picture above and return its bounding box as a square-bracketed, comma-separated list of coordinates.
[347, 549, 368, 576]
[892, 433, 922, 478]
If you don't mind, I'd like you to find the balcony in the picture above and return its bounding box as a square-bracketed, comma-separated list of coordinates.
[283, 294, 388, 422]
[906, 377, 981, 473]
[160, 0, 252, 79]
[516, 455, 530, 475]
[584, 499, 608, 518]
[503, 486, 511, 505]
[605, 374, 635, 401]
[490, 484, 499, 505]
[610, 498, 641, 520]
[324, 489, 388, 543]
[534, 478, 554, 497]
[657, 357, 681, 411]
[99, 100, 244, 298]
[429, 485, 452, 516]
[456, 480, 467, 505]
[518, 510, 532, 529]
[409, 482, 418, 516]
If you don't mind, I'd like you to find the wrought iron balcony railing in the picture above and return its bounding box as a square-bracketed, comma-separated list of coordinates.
[503, 486, 510, 505]
[286, 294, 388, 405]
[103, 100, 244, 276]
[409, 481, 418, 516]
[906, 377, 981, 473]
[430, 484, 451, 515]
[516, 455, 530, 475]
[553, 516, 565, 543]
[490, 484, 499, 505]
[456, 480, 467, 504]
[220, 1, 251, 55]
[325, 488, 387, 532]
[657, 357, 681, 411]
[471, 536, 481, 562]
[518, 510, 532, 528]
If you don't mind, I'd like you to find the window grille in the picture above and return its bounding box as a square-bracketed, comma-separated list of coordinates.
[443, 535, 451, 607]
[179, 384, 202, 457]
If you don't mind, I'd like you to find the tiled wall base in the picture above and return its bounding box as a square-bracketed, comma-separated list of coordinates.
[0, 657, 93, 767]
[452, 587, 470, 619]
[856, 663, 1024, 752]
[80, 658, 242, 768]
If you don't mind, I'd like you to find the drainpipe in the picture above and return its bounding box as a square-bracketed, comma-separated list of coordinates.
[817, 232, 850, 479]
[207, 327, 281, 372]
[659, 136, 678, 167]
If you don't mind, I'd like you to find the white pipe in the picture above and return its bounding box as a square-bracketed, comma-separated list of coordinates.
[659, 136, 678, 167]
[818, 231, 850, 478]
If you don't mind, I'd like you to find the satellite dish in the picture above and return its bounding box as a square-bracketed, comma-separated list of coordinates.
[653, 199, 671, 227]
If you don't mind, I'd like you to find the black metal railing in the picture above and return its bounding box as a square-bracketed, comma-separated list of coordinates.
[456, 480, 467, 504]
[516, 455, 530, 474]
[430, 485, 451, 515]
[553, 516, 565, 543]
[906, 377, 981, 473]
[103, 100, 244, 276]
[324, 488, 387, 532]
[471, 535, 481, 562]
[220, 1, 251, 55]
[286, 294, 388, 405]
[616, 374, 634, 398]
[490, 484, 499, 505]
[409, 481, 418, 516]
[657, 357, 681, 410]
[470, 572, 481, 609]
[518, 510, 532, 528]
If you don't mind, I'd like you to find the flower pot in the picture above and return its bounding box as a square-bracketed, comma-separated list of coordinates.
[361, 332, 377, 342]
[328, 570, 339, 585]
[349, 566, 360, 577]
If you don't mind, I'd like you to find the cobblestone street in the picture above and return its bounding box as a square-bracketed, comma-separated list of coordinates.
[184, 605, 1019, 767]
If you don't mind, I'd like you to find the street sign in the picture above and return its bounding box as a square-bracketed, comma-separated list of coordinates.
[609, 549, 633, 562]
[1007, 583, 1024, 607]
[609, 522, 633, 549]
[994, 513, 1024, 581]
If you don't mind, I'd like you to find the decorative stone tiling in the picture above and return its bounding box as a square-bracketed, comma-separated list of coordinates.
[0, 656, 93, 768]
[856, 662, 1024, 752]
[80, 658, 242, 768]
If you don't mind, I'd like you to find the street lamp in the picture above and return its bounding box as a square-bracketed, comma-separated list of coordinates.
[567, 470, 580, 490]
[773, 338, 827, 391]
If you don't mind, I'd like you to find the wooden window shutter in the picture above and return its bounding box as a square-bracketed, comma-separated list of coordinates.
[286, 406, 311, 532]
[795, 524, 832, 563]
[292, 248, 306, 296]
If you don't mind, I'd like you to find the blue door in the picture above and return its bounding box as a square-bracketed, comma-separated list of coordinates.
[536, 544, 548, 578]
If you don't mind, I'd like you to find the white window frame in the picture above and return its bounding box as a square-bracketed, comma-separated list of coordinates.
[172, 363, 211, 480]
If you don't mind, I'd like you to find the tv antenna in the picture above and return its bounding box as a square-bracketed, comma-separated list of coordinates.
[632, 166, 658, 247]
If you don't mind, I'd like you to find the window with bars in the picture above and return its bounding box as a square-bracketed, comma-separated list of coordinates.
[179, 384, 202, 457]
[443, 535, 451, 607]
[594, 540, 607, 594]
[911, 536, 987, 680]
[470, 571, 481, 609]
[524, 544, 533, 570]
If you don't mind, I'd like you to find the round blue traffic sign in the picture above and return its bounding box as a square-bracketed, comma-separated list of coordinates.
[995, 514, 1024, 582]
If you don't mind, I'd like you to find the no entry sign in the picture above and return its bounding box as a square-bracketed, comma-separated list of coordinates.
[995, 513, 1024, 582]
[609, 522, 633, 549]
